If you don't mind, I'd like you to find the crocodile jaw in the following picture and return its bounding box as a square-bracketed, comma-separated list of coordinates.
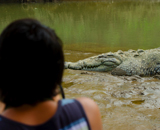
[81, 64, 117, 72]
[65, 56, 122, 72]
[65, 62, 118, 72]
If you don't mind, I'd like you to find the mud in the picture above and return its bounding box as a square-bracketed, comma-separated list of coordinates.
[63, 63, 160, 129]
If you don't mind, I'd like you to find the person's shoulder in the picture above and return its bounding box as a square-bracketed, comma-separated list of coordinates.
[76, 97, 98, 111]
[76, 97, 102, 130]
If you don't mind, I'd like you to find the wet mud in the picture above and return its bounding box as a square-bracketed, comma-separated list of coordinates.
[63, 51, 160, 130]
[63, 70, 160, 130]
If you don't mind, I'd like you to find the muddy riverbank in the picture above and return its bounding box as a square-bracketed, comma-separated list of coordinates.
[63, 50, 160, 130]
[63, 69, 160, 130]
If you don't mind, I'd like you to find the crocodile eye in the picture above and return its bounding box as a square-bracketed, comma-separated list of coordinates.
[98, 55, 106, 58]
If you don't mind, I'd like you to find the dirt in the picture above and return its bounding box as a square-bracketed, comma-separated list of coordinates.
[63, 69, 160, 130]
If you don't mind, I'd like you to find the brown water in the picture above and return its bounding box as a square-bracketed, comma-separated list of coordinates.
[1, 1, 160, 129]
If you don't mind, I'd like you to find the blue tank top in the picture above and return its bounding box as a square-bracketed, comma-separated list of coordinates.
[0, 99, 91, 130]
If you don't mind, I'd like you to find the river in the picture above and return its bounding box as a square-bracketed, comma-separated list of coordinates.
[1, 1, 160, 129]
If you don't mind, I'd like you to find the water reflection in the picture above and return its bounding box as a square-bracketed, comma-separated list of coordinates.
[1, 1, 160, 129]
[0, 0, 55, 3]
[1, 1, 160, 53]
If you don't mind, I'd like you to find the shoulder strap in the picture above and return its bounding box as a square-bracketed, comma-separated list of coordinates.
[58, 99, 91, 130]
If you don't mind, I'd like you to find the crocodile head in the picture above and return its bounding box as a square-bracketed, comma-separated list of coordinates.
[65, 53, 122, 72]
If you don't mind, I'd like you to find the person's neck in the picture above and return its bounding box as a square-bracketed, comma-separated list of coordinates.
[1, 95, 61, 126]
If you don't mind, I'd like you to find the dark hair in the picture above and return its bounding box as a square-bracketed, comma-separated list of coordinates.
[0, 18, 64, 107]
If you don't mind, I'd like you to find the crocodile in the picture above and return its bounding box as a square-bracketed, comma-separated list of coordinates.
[65, 48, 160, 76]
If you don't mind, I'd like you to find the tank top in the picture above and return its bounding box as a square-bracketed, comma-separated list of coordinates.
[0, 99, 91, 130]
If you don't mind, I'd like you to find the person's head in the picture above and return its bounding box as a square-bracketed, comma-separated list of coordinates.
[0, 18, 64, 107]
